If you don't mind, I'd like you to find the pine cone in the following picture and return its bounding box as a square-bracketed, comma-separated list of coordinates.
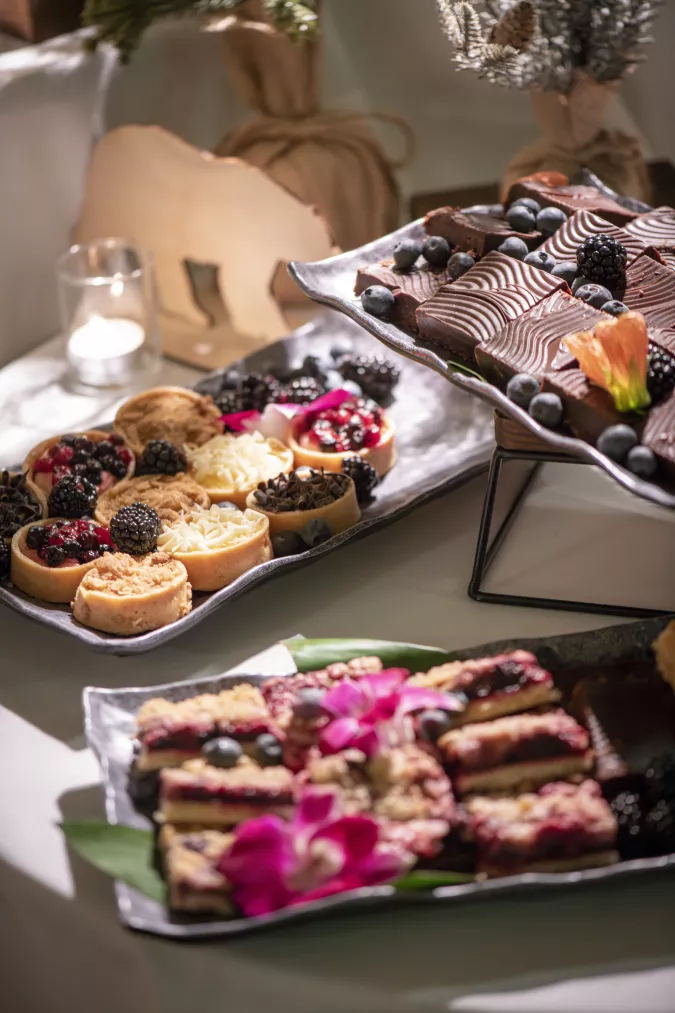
[489, 1, 536, 52]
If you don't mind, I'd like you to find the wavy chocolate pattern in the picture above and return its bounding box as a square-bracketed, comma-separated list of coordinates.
[506, 181, 638, 227]
[626, 207, 675, 248]
[643, 392, 675, 469]
[540, 211, 646, 264]
[621, 254, 675, 329]
[355, 260, 451, 300]
[453, 251, 566, 302]
[417, 288, 512, 358]
[655, 247, 675, 272]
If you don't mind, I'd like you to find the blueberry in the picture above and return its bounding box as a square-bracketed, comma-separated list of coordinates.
[528, 392, 563, 428]
[62, 540, 81, 558]
[551, 261, 579, 285]
[292, 688, 326, 720]
[507, 373, 540, 409]
[506, 205, 537, 233]
[418, 708, 455, 742]
[341, 380, 362, 397]
[572, 275, 592, 294]
[601, 300, 629, 317]
[524, 250, 555, 273]
[256, 733, 283, 767]
[215, 501, 239, 510]
[361, 285, 395, 318]
[575, 283, 613, 309]
[536, 207, 568, 236]
[301, 518, 333, 548]
[393, 238, 422, 271]
[324, 369, 345, 391]
[597, 424, 638, 463]
[497, 237, 529, 260]
[422, 236, 452, 267]
[625, 445, 657, 479]
[448, 251, 475, 279]
[511, 197, 540, 215]
[25, 525, 46, 550]
[272, 530, 307, 557]
[202, 736, 243, 769]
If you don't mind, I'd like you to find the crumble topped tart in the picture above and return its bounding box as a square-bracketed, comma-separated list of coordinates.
[186, 432, 294, 508]
[114, 387, 222, 456]
[95, 474, 211, 526]
[159, 824, 234, 914]
[159, 757, 295, 826]
[262, 656, 384, 727]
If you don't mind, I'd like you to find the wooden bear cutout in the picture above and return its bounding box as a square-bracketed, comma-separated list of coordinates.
[75, 125, 336, 341]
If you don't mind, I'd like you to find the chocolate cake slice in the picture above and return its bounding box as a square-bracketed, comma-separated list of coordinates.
[464, 780, 618, 877]
[542, 369, 637, 445]
[540, 210, 646, 265]
[642, 390, 675, 475]
[355, 260, 452, 332]
[159, 757, 295, 826]
[619, 252, 675, 330]
[506, 179, 638, 227]
[425, 208, 541, 255]
[626, 206, 675, 248]
[160, 825, 234, 914]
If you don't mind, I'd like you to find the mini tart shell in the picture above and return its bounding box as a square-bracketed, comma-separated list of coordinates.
[94, 474, 211, 526]
[10, 518, 105, 604]
[159, 511, 273, 592]
[24, 430, 135, 509]
[189, 437, 295, 509]
[246, 477, 361, 538]
[289, 417, 396, 478]
[72, 552, 192, 635]
[114, 386, 223, 456]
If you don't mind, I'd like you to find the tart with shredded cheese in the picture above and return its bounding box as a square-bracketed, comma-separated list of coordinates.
[114, 387, 223, 456]
[186, 432, 294, 508]
[157, 504, 272, 592]
[95, 474, 211, 526]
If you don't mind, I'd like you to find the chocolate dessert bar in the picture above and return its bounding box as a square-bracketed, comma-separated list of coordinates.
[410, 650, 560, 724]
[642, 390, 675, 474]
[542, 368, 632, 445]
[160, 824, 234, 914]
[159, 758, 295, 826]
[475, 291, 610, 383]
[506, 179, 638, 228]
[355, 261, 452, 332]
[464, 780, 618, 877]
[619, 252, 675, 331]
[438, 709, 593, 794]
[416, 252, 566, 359]
[425, 208, 541, 255]
[626, 206, 675, 249]
[135, 684, 275, 771]
[539, 210, 646, 265]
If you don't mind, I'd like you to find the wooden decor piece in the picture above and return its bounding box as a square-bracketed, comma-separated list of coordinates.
[494, 411, 553, 454]
[75, 126, 336, 352]
[0, 0, 84, 42]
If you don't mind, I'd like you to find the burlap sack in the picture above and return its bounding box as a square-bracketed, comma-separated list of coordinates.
[503, 72, 651, 202]
[214, 0, 413, 255]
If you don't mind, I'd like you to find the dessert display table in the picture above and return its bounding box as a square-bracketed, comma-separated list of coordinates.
[3, 327, 675, 1013]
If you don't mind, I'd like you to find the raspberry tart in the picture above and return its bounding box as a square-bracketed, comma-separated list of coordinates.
[157, 504, 272, 592]
[11, 518, 114, 603]
[160, 824, 234, 914]
[95, 474, 210, 526]
[114, 386, 223, 456]
[185, 432, 294, 508]
[289, 397, 396, 478]
[159, 757, 295, 826]
[24, 431, 134, 504]
[72, 552, 192, 635]
[246, 469, 361, 539]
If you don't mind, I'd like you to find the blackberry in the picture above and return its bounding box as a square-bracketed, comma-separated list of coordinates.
[97, 454, 128, 480]
[644, 798, 675, 852]
[281, 376, 325, 406]
[645, 751, 675, 806]
[647, 345, 675, 405]
[140, 440, 187, 476]
[110, 502, 161, 555]
[610, 789, 646, 860]
[215, 388, 239, 416]
[576, 235, 627, 289]
[238, 373, 282, 412]
[338, 354, 400, 404]
[73, 457, 103, 486]
[0, 540, 9, 580]
[26, 525, 47, 550]
[48, 476, 97, 518]
[342, 456, 379, 504]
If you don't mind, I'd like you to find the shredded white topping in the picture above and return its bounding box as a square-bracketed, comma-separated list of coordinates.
[157, 505, 267, 554]
[186, 432, 290, 492]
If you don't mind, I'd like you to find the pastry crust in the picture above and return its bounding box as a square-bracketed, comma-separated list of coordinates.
[72, 552, 192, 635]
[288, 417, 396, 478]
[456, 753, 594, 795]
[114, 386, 223, 456]
[159, 757, 295, 826]
[246, 477, 361, 538]
[24, 429, 134, 504]
[10, 519, 102, 603]
[95, 474, 211, 526]
[186, 433, 294, 508]
[157, 505, 272, 592]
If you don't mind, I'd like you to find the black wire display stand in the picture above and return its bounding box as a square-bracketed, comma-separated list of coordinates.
[468, 421, 671, 619]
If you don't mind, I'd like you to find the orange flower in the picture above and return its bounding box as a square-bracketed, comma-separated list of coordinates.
[563, 311, 651, 413]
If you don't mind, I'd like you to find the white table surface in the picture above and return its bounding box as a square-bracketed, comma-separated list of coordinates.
[3, 328, 675, 1013]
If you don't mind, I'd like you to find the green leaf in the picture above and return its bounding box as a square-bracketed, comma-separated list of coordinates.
[61, 822, 164, 904]
[283, 638, 453, 674]
[395, 870, 475, 891]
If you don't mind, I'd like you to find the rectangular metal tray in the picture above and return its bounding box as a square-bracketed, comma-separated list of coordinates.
[83, 616, 675, 939]
[0, 316, 494, 654]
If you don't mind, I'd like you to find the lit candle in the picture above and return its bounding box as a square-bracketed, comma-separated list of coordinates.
[68, 316, 145, 388]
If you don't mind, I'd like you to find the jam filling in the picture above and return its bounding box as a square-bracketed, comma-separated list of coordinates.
[460, 661, 542, 700]
[25, 520, 115, 568]
[167, 784, 293, 804]
[454, 734, 584, 775]
[143, 721, 273, 753]
[33, 434, 132, 492]
[301, 396, 384, 453]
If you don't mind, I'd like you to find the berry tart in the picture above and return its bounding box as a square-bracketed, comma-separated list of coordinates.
[11, 518, 114, 603]
[157, 504, 272, 592]
[246, 469, 360, 542]
[159, 824, 234, 915]
[24, 431, 134, 506]
[185, 432, 294, 508]
[114, 387, 223, 457]
[288, 396, 396, 478]
[72, 552, 192, 635]
[95, 474, 210, 526]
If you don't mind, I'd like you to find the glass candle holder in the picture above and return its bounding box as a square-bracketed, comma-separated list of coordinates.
[58, 239, 161, 391]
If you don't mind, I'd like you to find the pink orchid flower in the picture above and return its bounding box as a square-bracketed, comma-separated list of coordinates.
[319, 668, 463, 757]
[218, 788, 407, 917]
[220, 389, 353, 439]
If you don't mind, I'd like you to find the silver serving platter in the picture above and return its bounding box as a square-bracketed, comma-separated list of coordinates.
[289, 179, 675, 511]
[83, 616, 675, 938]
[0, 317, 493, 654]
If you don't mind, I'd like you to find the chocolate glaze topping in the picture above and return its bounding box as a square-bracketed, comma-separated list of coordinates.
[506, 180, 638, 227]
[620, 253, 675, 330]
[540, 210, 646, 265]
[425, 208, 541, 255]
[626, 207, 675, 248]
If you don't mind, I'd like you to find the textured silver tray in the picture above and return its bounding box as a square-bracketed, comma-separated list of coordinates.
[0, 317, 493, 654]
[289, 182, 675, 511]
[83, 616, 675, 939]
